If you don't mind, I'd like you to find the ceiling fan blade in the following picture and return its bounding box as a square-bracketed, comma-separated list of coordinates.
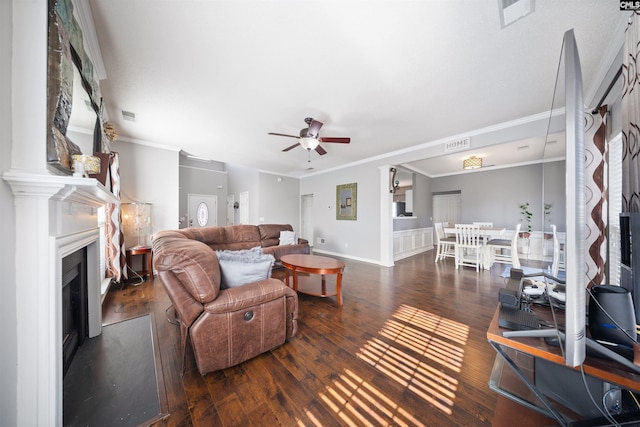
[307, 119, 323, 137]
[268, 132, 299, 139]
[315, 145, 327, 155]
[282, 143, 300, 152]
[319, 137, 350, 144]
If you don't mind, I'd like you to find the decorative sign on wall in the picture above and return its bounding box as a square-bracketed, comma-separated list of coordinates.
[336, 183, 357, 221]
[443, 137, 471, 153]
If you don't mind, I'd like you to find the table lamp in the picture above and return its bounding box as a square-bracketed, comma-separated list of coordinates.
[121, 203, 152, 249]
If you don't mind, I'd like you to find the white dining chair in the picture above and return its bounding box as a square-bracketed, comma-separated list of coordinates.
[434, 222, 456, 262]
[454, 224, 483, 271]
[485, 223, 521, 270]
[473, 222, 493, 227]
[551, 224, 565, 276]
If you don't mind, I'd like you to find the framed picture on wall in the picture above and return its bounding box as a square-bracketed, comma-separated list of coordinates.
[336, 183, 357, 220]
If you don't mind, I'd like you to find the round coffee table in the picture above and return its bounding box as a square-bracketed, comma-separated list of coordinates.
[280, 254, 345, 306]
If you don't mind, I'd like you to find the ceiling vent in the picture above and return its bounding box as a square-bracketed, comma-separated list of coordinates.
[498, 0, 534, 28]
[121, 110, 136, 122]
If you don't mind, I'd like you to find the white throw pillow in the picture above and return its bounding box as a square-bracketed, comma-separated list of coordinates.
[279, 230, 296, 246]
[215, 249, 274, 289]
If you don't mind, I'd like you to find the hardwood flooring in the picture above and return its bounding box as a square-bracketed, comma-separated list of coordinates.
[102, 250, 554, 426]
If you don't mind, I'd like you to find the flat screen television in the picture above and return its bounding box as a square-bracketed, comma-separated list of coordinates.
[562, 28, 587, 367]
[507, 29, 586, 367]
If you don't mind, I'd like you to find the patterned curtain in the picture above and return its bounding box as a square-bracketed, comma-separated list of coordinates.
[584, 107, 608, 287]
[622, 12, 640, 212]
[105, 152, 127, 282]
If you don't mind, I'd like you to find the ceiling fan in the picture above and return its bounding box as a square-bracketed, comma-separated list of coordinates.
[268, 117, 350, 160]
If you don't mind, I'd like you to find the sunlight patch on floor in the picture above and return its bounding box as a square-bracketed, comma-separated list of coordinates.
[356, 304, 469, 416]
[319, 369, 426, 427]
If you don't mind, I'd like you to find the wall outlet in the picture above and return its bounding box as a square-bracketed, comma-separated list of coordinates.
[317, 237, 325, 244]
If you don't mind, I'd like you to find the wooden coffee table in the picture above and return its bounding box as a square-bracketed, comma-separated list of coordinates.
[280, 254, 345, 306]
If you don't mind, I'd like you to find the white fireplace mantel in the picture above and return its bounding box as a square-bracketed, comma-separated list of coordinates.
[3, 170, 117, 426]
[3, 171, 117, 207]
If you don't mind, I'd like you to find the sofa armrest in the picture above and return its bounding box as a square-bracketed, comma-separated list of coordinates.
[204, 278, 289, 314]
[297, 237, 309, 245]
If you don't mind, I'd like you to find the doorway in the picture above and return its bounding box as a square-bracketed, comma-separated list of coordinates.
[227, 194, 235, 225]
[432, 192, 461, 225]
[187, 194, 218, 228]
[301, 194, 314, 246]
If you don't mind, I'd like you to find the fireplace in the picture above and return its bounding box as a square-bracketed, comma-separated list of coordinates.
[4, 171, 118, 426]
[62, 247, 88, 376]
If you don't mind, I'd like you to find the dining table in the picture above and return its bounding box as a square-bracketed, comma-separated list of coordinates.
[444, 225, 506, 269]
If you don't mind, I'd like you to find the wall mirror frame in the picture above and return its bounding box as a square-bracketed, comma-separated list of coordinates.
[336, 183, 357, 220]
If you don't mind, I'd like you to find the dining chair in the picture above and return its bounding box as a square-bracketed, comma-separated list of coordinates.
[454, 223, 483, 271]
[434, 222, 456, 263]
[551, 224, 565, 276]
[486, 223, 521, 270]
[473, 222, 494, 227]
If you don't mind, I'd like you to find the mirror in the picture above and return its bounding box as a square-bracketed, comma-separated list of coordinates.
[67, 65, 100, 155]
[47, 4, 102, 174]
[336, 183, 357, 220]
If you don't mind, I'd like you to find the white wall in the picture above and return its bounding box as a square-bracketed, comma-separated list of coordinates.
[301, 163, 381, 263]
[227, 163, 259, 225]
[178, 161, 227, 228]
[431, 162, 566, 232]
[115, 141, 180, 238]
[0, 0, 17, 423]
[258, 171, 300, 230]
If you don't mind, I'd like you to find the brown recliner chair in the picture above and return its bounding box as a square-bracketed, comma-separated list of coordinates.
[152, 230, 298, 375]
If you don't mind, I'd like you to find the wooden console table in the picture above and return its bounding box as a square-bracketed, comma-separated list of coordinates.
[487, 305, 640, 425]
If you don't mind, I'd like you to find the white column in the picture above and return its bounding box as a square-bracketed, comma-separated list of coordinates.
[379, 165, 394, 267]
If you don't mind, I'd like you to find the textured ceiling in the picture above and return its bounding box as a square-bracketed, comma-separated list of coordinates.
[86, 0, 627, 177]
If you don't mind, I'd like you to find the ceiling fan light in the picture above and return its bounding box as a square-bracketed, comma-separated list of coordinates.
[463, 156, 482, 170]
[300, 136, 319, 150]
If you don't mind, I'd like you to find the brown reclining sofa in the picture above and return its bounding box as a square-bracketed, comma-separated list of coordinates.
[152, 224, 308, 374]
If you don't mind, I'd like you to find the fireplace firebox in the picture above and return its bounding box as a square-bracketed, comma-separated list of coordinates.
[62, 247, 88, 376]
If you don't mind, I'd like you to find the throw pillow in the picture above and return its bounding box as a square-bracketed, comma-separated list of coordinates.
[215, 249, 275, 289]
[279, 230, 296, 246]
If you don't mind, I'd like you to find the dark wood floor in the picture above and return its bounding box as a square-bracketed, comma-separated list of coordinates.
[102, 250, 555, 426]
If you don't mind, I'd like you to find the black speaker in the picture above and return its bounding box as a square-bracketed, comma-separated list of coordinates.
[588, 285, 637, 347]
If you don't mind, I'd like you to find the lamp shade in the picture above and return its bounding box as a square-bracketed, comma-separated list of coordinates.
[121, 203, 152, 248]
[299, 136, 319, 150]
[463, 156, 482, 170]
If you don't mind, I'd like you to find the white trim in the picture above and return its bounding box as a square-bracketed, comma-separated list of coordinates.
[312, 248, 379, 266]
[302, 108, 566, 178]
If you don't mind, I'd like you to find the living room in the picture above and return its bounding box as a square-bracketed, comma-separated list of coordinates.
[2, 1, 637, 426]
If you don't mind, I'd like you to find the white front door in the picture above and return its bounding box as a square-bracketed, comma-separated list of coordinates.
[188, 194, 217, 228]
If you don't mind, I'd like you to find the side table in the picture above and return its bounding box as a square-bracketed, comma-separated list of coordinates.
[125, 246, 154, 281]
